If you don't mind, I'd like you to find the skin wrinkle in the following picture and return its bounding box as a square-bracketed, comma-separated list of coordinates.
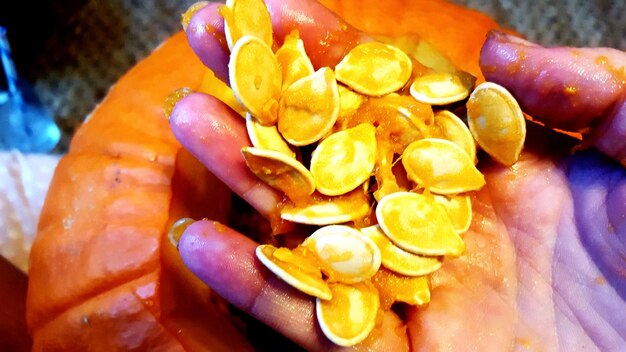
[606, 183, 626, 240]
[553, 151, 626, 350]
[483, 152, 568, 351]
[239, 178, 281, 217]
[597, 96, 626, 167]
[551, 238, 613, 352]
[248, 276, 322, 350]
[550, 274, 599, 351]
[568, 152, 626, 299]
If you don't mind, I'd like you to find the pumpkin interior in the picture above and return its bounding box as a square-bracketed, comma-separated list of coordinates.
[27, 1, 499, 350]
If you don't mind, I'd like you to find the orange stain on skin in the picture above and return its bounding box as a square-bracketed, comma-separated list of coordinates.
[564, 86, 578, 95]
[213, 221, 230, 233]
[595, 56, 608, 66]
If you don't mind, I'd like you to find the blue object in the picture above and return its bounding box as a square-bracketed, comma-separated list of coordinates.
[0, 26, 60, 153]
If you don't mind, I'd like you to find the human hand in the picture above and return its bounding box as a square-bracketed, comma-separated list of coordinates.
[170, 1, 626, 350]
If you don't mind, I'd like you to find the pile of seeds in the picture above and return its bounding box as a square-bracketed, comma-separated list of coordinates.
[178, 0, 526, 347]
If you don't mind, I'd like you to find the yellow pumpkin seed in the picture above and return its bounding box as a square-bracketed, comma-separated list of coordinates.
[467, 82, 526, 166]
[302, 225, 381, 284]
[198, 69, 246, 117]
[310, 123, 377, 196]
[280, 187, 371, 226]
[229, 35, 281, 124]
[335, 42, 412, 96]
[275, 30, 315, 91]
[277, 68, 340, 145]
[432, 110, 476, 162]
[361, 225, 443, 276]
[401, 138, 485, 194]
[256, 245, 332, 300]
[432, 194, 473, 234]
[410, 72, 470, 105]
[316, 281, 379, 347]
[221, 0, 273, 50]
[246, 113, 295, 157]
[371, 267, 430, 310]
[241, 146, 314, 203]
[376, 192, 465, 256]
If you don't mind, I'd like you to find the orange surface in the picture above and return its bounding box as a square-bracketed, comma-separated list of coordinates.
[320, 0, 499, 78]
[27, 1, 499, 350]
[0, 257, 31, 352]
[27, 32, 252, 351]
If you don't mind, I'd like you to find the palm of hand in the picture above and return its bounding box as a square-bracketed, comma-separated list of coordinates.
[172, 1, 626, 350]
[412, 134, 625, 351]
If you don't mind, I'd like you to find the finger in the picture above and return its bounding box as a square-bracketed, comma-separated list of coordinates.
[169, 92, 282, 220]
[480, 30, 626, 166]
[185, 3, 230, 82]
[178, 220, 409, 351]
[266, 0, 369, 68]
[186, 0, 368, 83]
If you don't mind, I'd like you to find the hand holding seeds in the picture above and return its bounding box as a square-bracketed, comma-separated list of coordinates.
[171, 0, 626, 350]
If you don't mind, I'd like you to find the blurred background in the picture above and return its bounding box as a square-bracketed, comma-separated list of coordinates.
[0, 0, 624, 152]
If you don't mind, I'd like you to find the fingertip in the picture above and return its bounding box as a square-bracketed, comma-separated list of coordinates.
[186, 3, 230, 82]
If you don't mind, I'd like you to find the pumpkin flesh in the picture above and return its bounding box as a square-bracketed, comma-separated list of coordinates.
[27, 33, 253, 351]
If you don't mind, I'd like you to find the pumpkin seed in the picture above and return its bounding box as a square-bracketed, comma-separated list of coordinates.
[241, 146, 314, 203]
[467, 82, 526, 166]
[335, 42, 412, 96]
[432, 110, 477, 162]
[371, 267, 430, 310]
[376, 191, 465, 256]
[198, 69, 246, 117]
[432, 194, 473, 234]
[229, 35, 281, 125]
[310, 123, 377, 196]
[336, 85, 365, 127]
[402, 138, 485, 194]
[245, 113, 295, 157]
[277, 68, 340, 146]
[256, 245, 332, 300]
[316, 281, 379, 347]
[302, 225, 381, 284]
[410, 72, 470, 105]
[361, 225, 443, 276]
[275, 30, 315, 91]
[280, 187, 371, 226]
[221, 0, 273, 50]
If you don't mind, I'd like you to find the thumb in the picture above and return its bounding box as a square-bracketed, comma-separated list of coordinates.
[185, 0, 368, 84]
[480, 31, 626, 166]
